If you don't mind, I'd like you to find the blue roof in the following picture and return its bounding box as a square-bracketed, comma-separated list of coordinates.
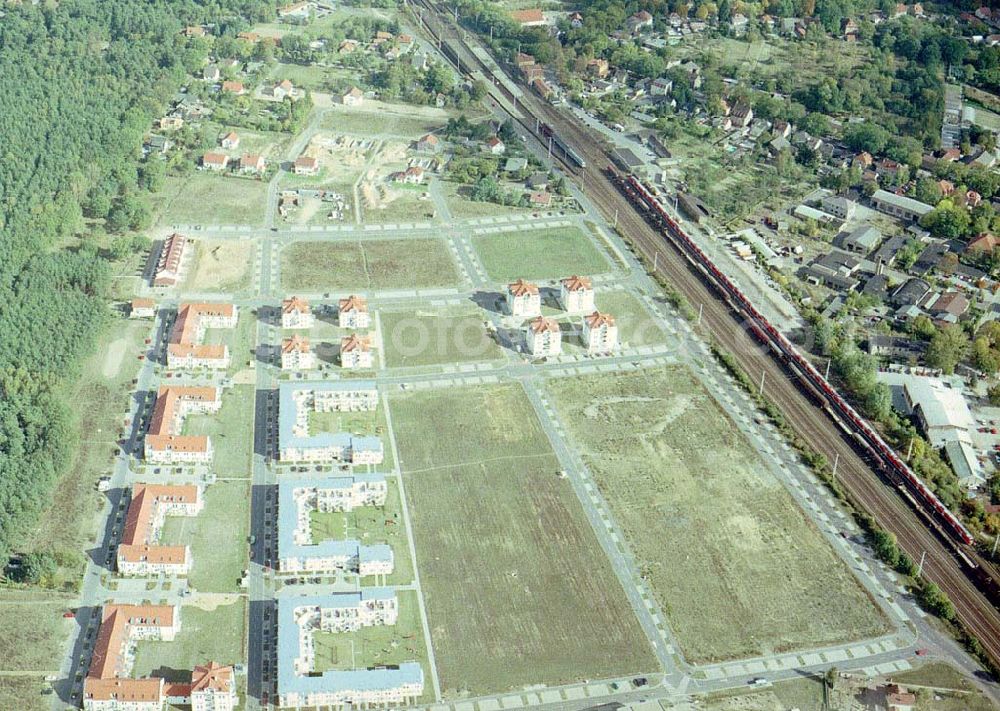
[277, 479, 393, 567]
[278, 381, 380, 457]
[278, 593, 423, 698]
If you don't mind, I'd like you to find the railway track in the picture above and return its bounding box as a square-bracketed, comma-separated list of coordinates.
[411, 0, 1000, 669]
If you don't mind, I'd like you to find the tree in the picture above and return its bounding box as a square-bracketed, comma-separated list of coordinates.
[914, 177, 943, 206]
[920, 201, 971, 240]
[843, 122, 890, 154]
[926, 325, 969, 374]
[10, 552, 57, 585]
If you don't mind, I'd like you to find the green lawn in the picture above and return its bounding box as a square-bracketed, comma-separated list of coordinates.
[310, 479, 412, 585]
[132, 599, 246, 683]
[320, 103, 454, 138]
[269, 62, 356, 92]
[440, 182, 536, 220]
[380, 306, 503, 368]
[280, 239, 461, 292]
[185, 385, 255, 479]
[0, 596, 76, 672]
[156, 174, 269, 226]
[202, 311, 257, 376]
[362, 184, 436, 224]
[546, 366, 888, 663]
[471, 226, 612, 282]
[306, 404, 394, 471]
[161, 479, 250, 593]
[593, 291, 667, 348]
[390, 384, 655, 697]
[0, 676, 51, 711]
[313, 591, 432, 703]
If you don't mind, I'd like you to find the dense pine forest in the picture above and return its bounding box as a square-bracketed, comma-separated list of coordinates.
[0, 0, 275, 562]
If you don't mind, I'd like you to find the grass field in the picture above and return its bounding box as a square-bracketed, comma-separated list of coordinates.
[132, 599, 245, 683]
[313, 591, 432, 703]
[361, 185, 436, 224]
[280, 239, 461, 292]
[0, 597, 75, 673]
[161, 479, 250, 593]
[181, 239, 253, 294]
[307, 406, 394, 471]
[156, 174, 268, 226]
[380, 306, 502, 368]
[471, 226, 612, 283]
[320, 102, 454, 137]
[310, 477, 412, 585]
[201, 312, 257, 377]
[18, 318, 150, 580]
[269, 62, 356, 92]
[440, 182, 537, 220]
[593, 291, 667, 348]
[546, 366, 888, 663]
[390, 384, 655, 697]
[186, 385, 255, 478]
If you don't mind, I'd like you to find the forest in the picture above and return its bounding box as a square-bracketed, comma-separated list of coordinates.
[0, 0, 277, 564]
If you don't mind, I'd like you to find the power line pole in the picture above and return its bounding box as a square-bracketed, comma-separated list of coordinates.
[758, 369, 766, 397]
[697, 303, 703, 325]
[917, 550, 926, 578]
[832, 452, 839, 483]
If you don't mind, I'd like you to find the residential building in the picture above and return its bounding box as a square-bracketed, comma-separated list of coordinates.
[507, 279, 541, 319]
[871, 189, 934, 221]
[154, 232, 188, 287]
[293, 156, 319, 176]
[529, 191, 552, 207]
[586, 58, 609, 78]
[145, 386, 221, 464]
[267, 79, 296, 100]
[526, 316, 561, 357]
[281, 296, 314, 329]
[485, 136, 505, 155]
[627, 10, 653, 33]
[731, 103, 753, 128]
[279, 1, 313, 19]
[415, 133, 439, 152]
[83, 604, 180, 711]
[510, 8, 546, 27]
[925, 291, 969, 323]
[890, 277, 931, 308]
[281, 335, 316, 371]
[277, 593, 422, 708]
[338, 295, 371, 329]
[967, 232, 999, 255]
[583, 311, 618, 355]
[558, 275, 595, 313]
[342, 86, 364, 106]
[821, 195, 857, 220]
[240, 154, 266, 174]
[278, 381, 382, 463]
[340, 334, 374, 369]
[220, 132, 239, 149]
[116, 484, 202, 576]
[221, 80, 245, 95]
[167, 302, 238, 369]
[202, 152, 228, 171]
[130, 298, 157, 319]
[190, 662, 238, 711]
[650, 77, 674, 96]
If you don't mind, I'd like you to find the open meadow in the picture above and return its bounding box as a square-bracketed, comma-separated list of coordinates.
[380, 305, 502, 369]
[180, 238, 253, 294]
[156, 174, 268, 226]
[389, 383, 656, 697]
[280, 238, 461, 292]
[471, 226, 612, 283]
[546, 366, 888, 663]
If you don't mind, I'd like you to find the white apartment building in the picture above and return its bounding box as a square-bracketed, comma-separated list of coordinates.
[338, 295, 371, 329]
[559, 275, 595, 313]
[506, 279, 541, 320]
[282, 296, 314, 329]
[281, 335, 316, 370]
[340, 334, 373, 369]
[582, 311, 618, 355]
[526, 316, 562, 357]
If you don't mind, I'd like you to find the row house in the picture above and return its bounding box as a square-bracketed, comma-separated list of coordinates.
[153, 233, 188, 287]
[116, 484, 203, 576]
[144, 386, 221, 464]
[167, 303, 238, 370]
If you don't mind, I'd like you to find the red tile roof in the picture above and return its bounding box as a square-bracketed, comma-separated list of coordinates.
[561, 275, 592, 292]
[508, 279, 539, 297]
[528, 316, 560, 334]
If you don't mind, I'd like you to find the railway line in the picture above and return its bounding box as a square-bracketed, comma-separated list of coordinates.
[409, 0, 1000, 670]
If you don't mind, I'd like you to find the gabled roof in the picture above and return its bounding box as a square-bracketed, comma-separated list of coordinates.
[339, 295, 369, 313]
[508, 278, 539, 297]
[341, 334, 372, 352]
[283, 335, 310, 354]
[191, 662, 234, 693]
[282, 296, 310, 314]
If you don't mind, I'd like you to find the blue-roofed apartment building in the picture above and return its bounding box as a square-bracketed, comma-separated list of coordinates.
[277, 592, 423, 707]
[279, 381, 383, 464]
[278, 477, 394, 576]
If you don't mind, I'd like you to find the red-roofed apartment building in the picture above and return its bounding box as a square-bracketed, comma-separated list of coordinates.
[116, 484, 203, 576]
[153, 233, 188, 287]
[282, 296, 314, 329]
[145, 386, 221, 464]
[167, 303, 238, 369]
[338, 295, 371, 329]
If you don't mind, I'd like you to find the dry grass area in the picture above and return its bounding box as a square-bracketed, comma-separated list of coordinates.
[182, 239, 252, 293]
[547, 366, 889, 664]
[390, 384, 656, 697]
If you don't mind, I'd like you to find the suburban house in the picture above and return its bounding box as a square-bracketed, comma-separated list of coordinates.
[871, 189, 934, 222]
[278, 381, 382, 463]
[153, 232, 188, 287]
[525, 316, 562, 358]
[338, 295, 371, 329]
[240, 154, 266, 174]
[282, 296, 314, 329]
[506, 279, 541, 319]
[389, 166, 424, 184]
[83, 604, 179, 711]
[340, 334, 373, 369]
[558, 275, 595, 313]
[627, 10, 653, 33]
[277, 593, 423, 708]
[484, 136, 505, 155]
[967, 232, 999, 255]
[267, 79, 296, 100]
[202, 152, 228, 171]
[510, 8, 547, 27]
[583, 311, 618, 355]
[925, 291, 970, 323]
[220, 131, 239, 149]
[342, 86, 364, 106]
[281, 335, 315, 371]
[221, 80, 245, 95]
[144, 386, 221, 465]
[130, 298, 157, 319]
[731, 103, 753, 128]
[293, 155, 319, 176]
[278, 1, 312, 19]
[415, 134, 439, 152]
[116, 484, 203, 577]
[167, 302, 238, 370]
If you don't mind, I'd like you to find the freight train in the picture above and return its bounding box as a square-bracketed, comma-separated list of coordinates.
[605, 165, 975, 548]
